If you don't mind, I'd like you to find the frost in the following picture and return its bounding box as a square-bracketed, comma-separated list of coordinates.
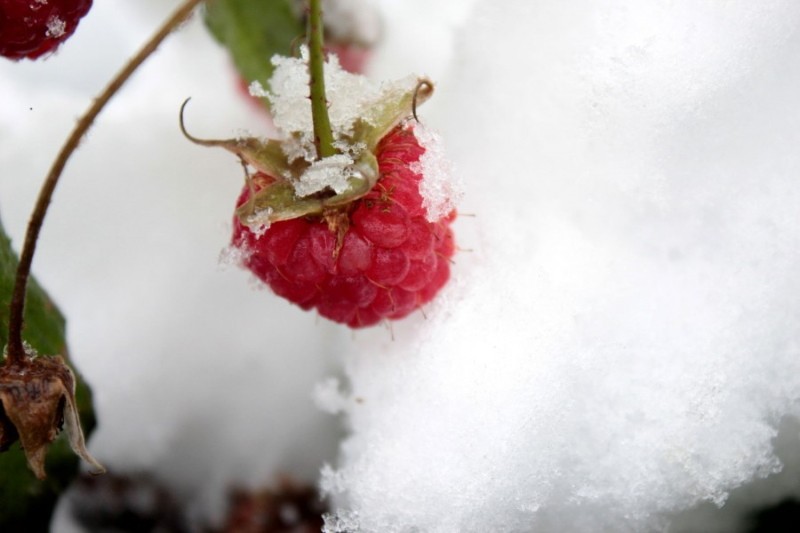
[217, 243, 252, 270]
[295, 154, 356, 197]
[280, 135, 317, 165]
[45, 16, 66, 38]
[247, 80, 268, 98]
[264, 46, 423, 197]
[313, 377, 349, 415]
[2, 341, 38, 359]
[267, 47, 381, 140]
[333, 139, 366, 158]
[322, 509, 361, 533]
[319, 463, 348, 496]
[244, 208, 273, 237]
[411, 122, 463, 222]
[267, 46, 415, 147]
[245, 222, 269, 238]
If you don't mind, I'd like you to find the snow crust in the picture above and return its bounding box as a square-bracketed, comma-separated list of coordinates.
[320, 0, 800, 531]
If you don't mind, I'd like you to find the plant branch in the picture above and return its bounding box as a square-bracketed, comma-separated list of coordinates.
[5, 0, 205, 365]
[308, 0, 336, 159]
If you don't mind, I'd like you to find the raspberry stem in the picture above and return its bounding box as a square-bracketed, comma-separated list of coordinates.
[308, 0, 337, 159]
[4, 0, 204, 367]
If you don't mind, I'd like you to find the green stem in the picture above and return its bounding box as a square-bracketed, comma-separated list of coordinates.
[4, 0, 204, 366]
[308, 0, 336, 159]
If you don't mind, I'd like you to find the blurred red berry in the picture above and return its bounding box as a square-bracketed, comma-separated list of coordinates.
[0, 0, 92, 60]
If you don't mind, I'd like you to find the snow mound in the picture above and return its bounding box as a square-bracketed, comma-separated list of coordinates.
[320, 0, 800, 531]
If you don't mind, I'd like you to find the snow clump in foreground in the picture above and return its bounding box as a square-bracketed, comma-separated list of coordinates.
[318, 0, 800, 531]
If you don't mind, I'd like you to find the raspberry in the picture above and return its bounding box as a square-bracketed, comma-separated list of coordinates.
[232, 124, 456, 328]
[0, 0, 92, 61]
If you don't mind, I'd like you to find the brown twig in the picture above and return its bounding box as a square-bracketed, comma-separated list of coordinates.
[5, 0, 205, 365]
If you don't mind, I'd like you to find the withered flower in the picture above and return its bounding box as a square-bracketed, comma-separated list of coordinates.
[0, 346, 105, 479]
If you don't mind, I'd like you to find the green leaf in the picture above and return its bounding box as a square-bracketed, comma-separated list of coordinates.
[0, 214, 97, 532]
[204, 0, 304, 91]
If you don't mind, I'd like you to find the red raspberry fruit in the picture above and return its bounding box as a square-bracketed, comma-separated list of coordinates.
[0, 0, 92, 60]
[232, 124, 456, 328]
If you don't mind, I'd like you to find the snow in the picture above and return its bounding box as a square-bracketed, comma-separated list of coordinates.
[2, 0, 800, 532]
[266, 46, 417, 145]
[267, 47, 384, 152]
[318, 0, 800, 531]
[313, 377, 349, 416]
[265, 46, 434, 204]
[45, 16, 66, 38]
[295, 153, 356, 197]
[322, 509, 362, 533]
[247, 80, 268, 99]
[411, 122, 461, 222]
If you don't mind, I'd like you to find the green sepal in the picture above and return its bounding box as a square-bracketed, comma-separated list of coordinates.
[357, 77, 433, 152]
[320, 151, 379, 207]
[235, 150, 379, 223]
[184, 73, 432, 227]
[236, 180, 321, 223]
[0, 213, 97, 531]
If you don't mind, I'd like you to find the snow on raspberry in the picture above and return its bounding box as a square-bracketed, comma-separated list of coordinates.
[228, 46, 460, 328]
[266, 46, 416, 162]
[410, 122, 462, 223]
[232, 124, 456, 328]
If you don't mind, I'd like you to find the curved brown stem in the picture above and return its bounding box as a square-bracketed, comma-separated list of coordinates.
[5, 0, 205, 365]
